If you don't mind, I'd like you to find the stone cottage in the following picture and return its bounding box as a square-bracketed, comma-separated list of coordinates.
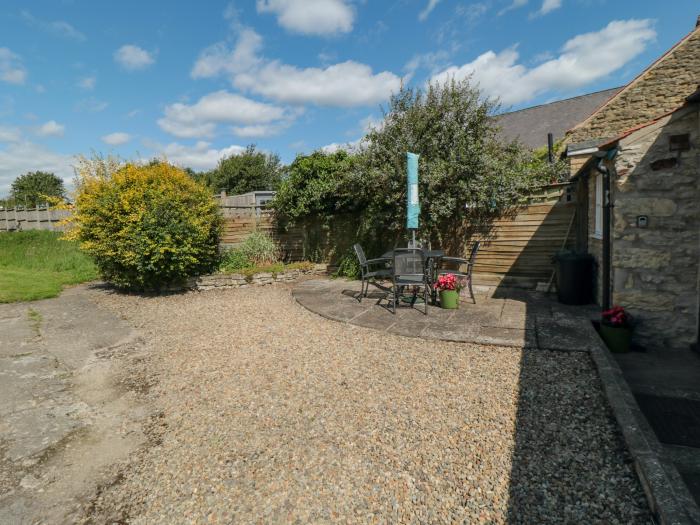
[564, 19, 700, 351]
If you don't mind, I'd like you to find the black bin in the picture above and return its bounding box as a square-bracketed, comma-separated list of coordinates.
[554, 252, 593, 305]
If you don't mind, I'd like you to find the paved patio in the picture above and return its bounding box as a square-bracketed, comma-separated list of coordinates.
[293, 279, 601, 351]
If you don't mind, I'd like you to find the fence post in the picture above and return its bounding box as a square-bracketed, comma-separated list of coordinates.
[46, 202, 52, 231]
[3, 207, 7, 232]
[35, 204, 41, 230]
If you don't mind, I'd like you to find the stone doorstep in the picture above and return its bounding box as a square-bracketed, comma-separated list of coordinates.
[590, 338, 700, 525]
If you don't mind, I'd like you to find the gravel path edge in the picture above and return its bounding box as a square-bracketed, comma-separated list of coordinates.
[589, 336, 700, 524]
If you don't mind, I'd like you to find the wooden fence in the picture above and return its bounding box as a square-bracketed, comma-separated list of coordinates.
[472, 183, 576, 289]
[221, 183, 577, 289]
[1, 205, 70, 232]
[220, 206, 308, 260]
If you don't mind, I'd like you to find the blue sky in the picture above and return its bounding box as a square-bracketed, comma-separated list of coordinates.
[0, 0, 698, 195]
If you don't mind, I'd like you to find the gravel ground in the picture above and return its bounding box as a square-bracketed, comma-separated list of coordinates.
[83, 284, 651, 524]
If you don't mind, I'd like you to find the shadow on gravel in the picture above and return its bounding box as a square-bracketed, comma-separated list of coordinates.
[488, 202, 650, 523]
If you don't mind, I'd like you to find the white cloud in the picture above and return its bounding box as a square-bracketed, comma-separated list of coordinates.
[235, 60, 401, 106]
[0, 48, 27, 85]
[359, 114, 384, 133]
[457, 2, 490, 22]
[0, 125, 21, 143]
[75, 97, 109, 112]
[114, 45, 155, 71]
[101, 132, 131, 146]
[192, 28, 401, 107]
[404, 50, 451, 77]
[230, 122, 290, 138]
[256, 0, 354, 36]
[323, 115, 380, 154]
[36, 120, 65, 137]
[20, 10, 86, 42]
[191, 28, 263, 79]
[320, 138, 361, 154]
[537, 0, 562, 15]
[77, 76, 96, 90]
[146, 140, 246, 171]
[431, 19, 656, 106]
[498, 0, 527, 16]
[0, 141, 73, 195]
[419, 0, 441, 21]
[158, 90, 293, 139]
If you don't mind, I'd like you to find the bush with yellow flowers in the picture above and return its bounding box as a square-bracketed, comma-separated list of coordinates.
[67, 160, 222, 290]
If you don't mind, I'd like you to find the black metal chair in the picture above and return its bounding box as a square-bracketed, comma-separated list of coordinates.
[353, 244, 391, 300]
[437, 241, 481, 304]
[390, 248, 429, 315]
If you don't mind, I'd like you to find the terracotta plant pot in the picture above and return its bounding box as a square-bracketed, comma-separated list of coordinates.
[600, 323, 632, 353]
[439, 289, 459, 309]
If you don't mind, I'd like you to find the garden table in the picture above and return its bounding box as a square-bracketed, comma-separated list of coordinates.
[382, 248, 444, 302]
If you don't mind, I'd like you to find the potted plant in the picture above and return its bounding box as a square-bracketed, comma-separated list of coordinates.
[600, 305, 633, 353]
[435, 273, 465, 309]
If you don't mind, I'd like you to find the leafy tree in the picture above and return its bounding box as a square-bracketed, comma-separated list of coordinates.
[203, 145, 282, 195]
[359, 79, 558, 248]
[11, 171, 65, 207]
[274, 150, 361, 222]
[273, 150, 364, 265]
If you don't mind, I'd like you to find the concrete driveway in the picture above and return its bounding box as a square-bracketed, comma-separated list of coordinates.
[0, 285, 150, 524]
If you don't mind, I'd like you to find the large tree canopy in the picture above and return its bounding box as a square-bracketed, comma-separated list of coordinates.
[201, 145, 282, 195]
[11, 171, 65, 207]
[359, 79, 562, 246]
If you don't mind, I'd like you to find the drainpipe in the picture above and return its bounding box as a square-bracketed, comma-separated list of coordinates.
[695, 103, 700, 352]
[595, 149, 618, 311]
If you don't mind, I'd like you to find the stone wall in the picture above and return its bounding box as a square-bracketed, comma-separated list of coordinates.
[188, 265, 328, 292]
[610, 107, 699, 350]
[567, 27, 700, 144]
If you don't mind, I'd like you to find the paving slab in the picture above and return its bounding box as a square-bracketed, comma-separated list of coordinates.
[293, 278, 595, 351]
[476, 326, 536, 348]
[0, 286, 148, 525]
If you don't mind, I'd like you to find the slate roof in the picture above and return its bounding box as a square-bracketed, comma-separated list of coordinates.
[494, 87, 622, 149]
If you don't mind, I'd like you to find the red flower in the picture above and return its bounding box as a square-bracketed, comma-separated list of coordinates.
[602, 305, 629, 327]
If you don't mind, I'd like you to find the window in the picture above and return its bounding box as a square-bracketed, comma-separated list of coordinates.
[593, 173, 603, 239]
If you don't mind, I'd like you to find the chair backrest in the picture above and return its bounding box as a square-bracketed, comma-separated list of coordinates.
[353, 243, 367, 267]
[392, 248, 426, 277]
[467, 241, 481, 276]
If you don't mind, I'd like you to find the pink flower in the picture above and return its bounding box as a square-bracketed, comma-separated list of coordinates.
[436, 273, 464, 291]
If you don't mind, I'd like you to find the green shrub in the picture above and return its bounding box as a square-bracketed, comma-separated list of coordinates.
[220, 248, 252, 272]
[237, 231, 280, 266]
[67, 161, 222, 291]
[335, 252, 360, 279]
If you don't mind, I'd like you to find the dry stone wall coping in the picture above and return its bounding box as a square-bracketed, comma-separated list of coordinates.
[187, 264, 328, 292]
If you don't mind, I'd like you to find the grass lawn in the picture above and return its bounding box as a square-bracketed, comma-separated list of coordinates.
[0, 230, 98, 303]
